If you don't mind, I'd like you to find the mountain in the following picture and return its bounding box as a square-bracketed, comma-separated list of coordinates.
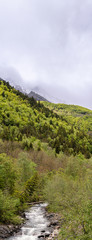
[15, 85, 24, 93]
[3, 77, 27, 94]
[28, 90, 48, 101]
[0, 78, 92, 158]
[0, 79, 91, 239]
[0, 77, 48, 101]
[31, 86, 63, 103]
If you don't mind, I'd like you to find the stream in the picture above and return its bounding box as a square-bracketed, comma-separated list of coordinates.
[8, 203, 52, 240]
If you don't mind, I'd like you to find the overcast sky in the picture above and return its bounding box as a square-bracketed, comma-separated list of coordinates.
[0, 0, 92, 109]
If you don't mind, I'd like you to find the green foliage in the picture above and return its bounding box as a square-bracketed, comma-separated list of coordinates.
[0, 153, 16, 193]
[0, 78, 92, 238]
[17, 152, 36, 184]
[43, 101, 92, 116]
[0, 79, 91, 157]
[0, 151, 37, 223]
[0, 190, 21, 224]
[25, 172, 39, 201]
[43, 156, 92, 239]
[22, 136, 33, 150]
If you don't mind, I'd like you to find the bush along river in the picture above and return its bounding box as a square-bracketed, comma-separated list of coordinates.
[0, 203, 60, 240]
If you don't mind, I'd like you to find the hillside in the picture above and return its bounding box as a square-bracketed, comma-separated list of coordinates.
[0, 79, 92, 157]
[43, 101, 92, 115]
[43, 101, 92, 135]
[0, 79, 92, 239]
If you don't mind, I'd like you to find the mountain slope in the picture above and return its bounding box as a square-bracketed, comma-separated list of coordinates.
[43, 101, 92, 134]
[0, 79, 92, 157]
[0, 79, 92, 239]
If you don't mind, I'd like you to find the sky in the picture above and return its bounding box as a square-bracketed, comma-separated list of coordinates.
[0, 0, 92, 109]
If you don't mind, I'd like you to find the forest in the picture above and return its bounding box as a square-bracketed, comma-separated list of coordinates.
[0, 79, 92, 239]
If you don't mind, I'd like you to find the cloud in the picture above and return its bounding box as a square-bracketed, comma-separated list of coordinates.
[0, 0, 92, 109]
[0, 65, 23, 86]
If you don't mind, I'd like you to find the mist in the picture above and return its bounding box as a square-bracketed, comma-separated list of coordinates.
[0, 0, 92, 109]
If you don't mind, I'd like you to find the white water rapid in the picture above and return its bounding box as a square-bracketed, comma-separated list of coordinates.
[8, 203, 50, 240]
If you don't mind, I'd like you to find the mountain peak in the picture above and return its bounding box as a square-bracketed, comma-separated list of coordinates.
[28, 91, 48, 102]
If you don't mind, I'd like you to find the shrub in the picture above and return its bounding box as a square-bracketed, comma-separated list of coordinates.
[22, 137, 33, 150]
[0, 190, 21, 224]
[0, 153, 16, 193]
[25, 173, 39, 201]
[17, 152, 37, 184]
[42, 156, 92, 239]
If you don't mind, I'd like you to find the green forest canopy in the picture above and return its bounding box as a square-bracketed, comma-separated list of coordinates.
[0, 79, 92, 239]
[0, 79, 92, 157]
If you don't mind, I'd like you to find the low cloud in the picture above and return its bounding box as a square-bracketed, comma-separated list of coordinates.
[0, 0, 92, 109]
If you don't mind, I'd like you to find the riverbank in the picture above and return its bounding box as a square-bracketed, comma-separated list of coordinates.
[0, 224, 23, 239]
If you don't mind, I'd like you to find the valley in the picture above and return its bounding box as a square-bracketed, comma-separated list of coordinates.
[0, 79, 92, 239]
